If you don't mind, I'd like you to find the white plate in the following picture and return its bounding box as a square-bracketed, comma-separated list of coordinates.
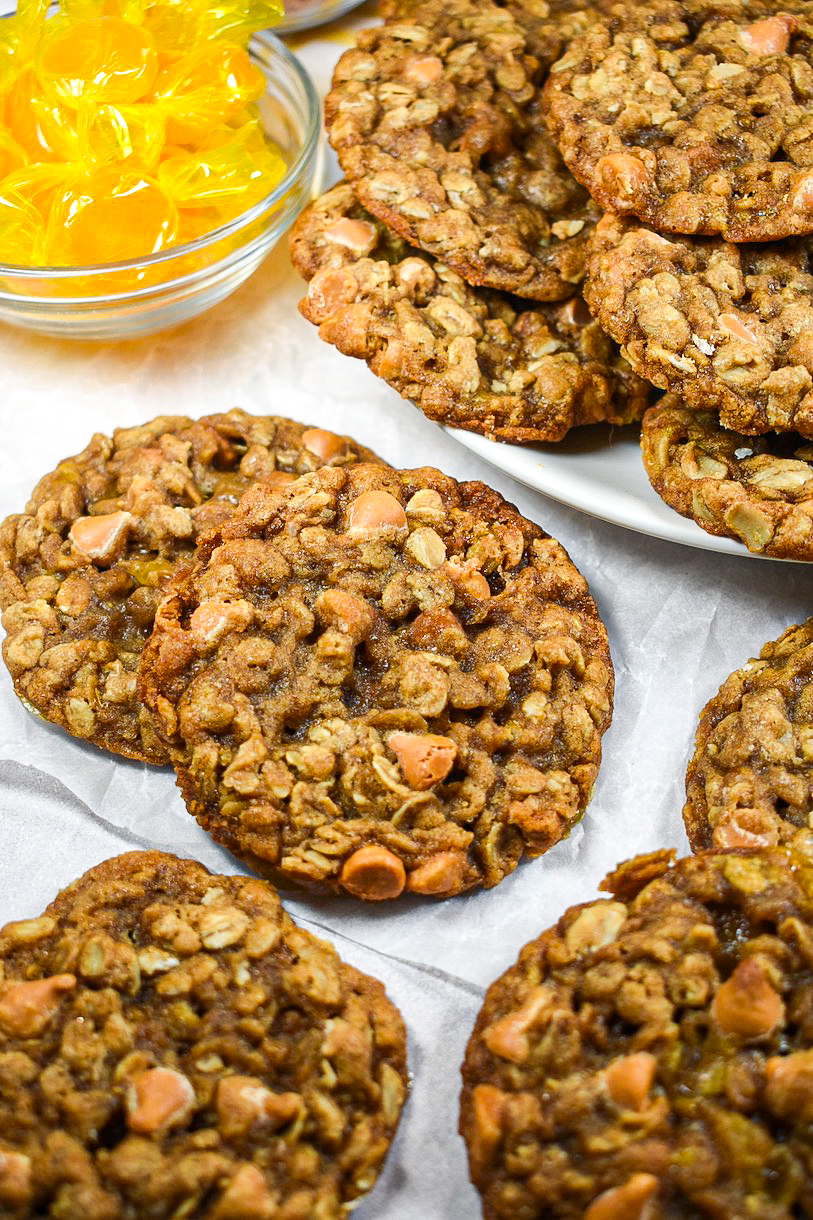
[445, 423, 784, 560]
[277, 0, 365, 34]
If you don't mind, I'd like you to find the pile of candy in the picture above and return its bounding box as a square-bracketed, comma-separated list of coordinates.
[0, 0, 287, 267]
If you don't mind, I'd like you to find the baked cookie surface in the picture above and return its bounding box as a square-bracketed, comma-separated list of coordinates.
[545, 0, 813, 242]
[641, 400, 813, 558]
[0, 412, 382, 763]
[140, 463, 613, 900]
[325, 0, 601, 301]
[380, 0, 609, 67]
[461, 846, 813, 1219]
[684, 621, 813, 852]
[290, 183, 649, 444]
[586, 214, 813, 437]
[0, 850, 407, 1219]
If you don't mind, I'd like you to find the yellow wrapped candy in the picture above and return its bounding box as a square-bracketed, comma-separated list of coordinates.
[0, 0, 285, 267]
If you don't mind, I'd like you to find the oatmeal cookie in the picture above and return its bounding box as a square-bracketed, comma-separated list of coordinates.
[641, 400, 813, 558]
[461, 846, 813, 1219]
[545, 0, 813, 242]
[139, 463, 614, 900]
[586, 214, 813, 437]
[325, 0, 601, 300]
[0, 412, 382, 763]
[684, 621, 813, 853]
[290, 183, 649, 443]
[0, 850, 407, 1220]
[379, 0, 610, 70]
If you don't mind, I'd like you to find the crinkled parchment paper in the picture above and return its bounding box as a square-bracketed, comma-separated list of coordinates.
[0, 7, 813, 1215]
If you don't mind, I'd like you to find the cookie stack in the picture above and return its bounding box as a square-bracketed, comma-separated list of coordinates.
[289, 0, 651, 443]
[291, 0, 813, 559]
[553, 0, 813, 560]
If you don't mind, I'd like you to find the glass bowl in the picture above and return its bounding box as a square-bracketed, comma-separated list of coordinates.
[0, 31, 322, 339]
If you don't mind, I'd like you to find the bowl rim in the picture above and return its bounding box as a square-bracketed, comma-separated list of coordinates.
[0, 29, 321, 281]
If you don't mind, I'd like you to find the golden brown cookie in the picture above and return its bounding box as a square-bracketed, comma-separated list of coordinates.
[0, 412, 383, 762]
[0, 850, 407, 1219]
[290, 183, 649, 443]
[140, 463, 614, 899]
[684, 620, 813, 852]
[545, 0, 813, 242]
[641, 400, 813, 559]
[586, 214, 813, 438]
[325, 0, 602, 300]
[462, 846, 813, 1218]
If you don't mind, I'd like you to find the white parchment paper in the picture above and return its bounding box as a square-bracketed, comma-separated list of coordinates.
[1, 6, 813, 1215]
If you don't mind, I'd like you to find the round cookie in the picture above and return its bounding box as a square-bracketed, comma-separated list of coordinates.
[325, 0, 601, 301]
[0, 850, 407, 1219]
[0, 412, 383, 763]
[684, 620, 813, 852]
[139, 463, 614, 900]
[290, 183, 650, 443]
[586, 214, 813, 437]
[544, 0, 813, 242]
[461, 845, 813, 1220]
[641, 400, 813, 559]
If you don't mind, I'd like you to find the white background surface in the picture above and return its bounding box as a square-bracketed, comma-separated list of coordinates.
[1, 7, 813, 1216]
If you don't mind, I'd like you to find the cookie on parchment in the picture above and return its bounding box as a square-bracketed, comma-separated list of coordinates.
[325, 0, 600, 301]
[0, 850, 407, 1219]
[641, 400, 813, 558]
[0, 412, 383, 763]
[545, 0, 813, 242]
[685, 620, 813, 852]
[290, 183, 649, 444]
[461, 846, 813, 1219]
[586, 214, 813, 438]
[140, 463, 613, 900]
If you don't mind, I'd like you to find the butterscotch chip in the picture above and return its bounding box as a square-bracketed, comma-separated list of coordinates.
[586, 214, 813, 437]
[324, 0, 615, 301]
[461, 847, 813, 1218]
[139, 463, 613, 899]
[340, 845, 407, 901]
[640, 400, 813, 559]
[684, 619, 813, 855]
[545, 0, 813, 242]
[289, 183, 650, 444]
[0, 411, 384, 763]
[0, 851, 407, 1220]
[585, 1175, 658, 1220]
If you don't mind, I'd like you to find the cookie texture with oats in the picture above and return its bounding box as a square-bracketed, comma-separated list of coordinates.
[684, 621, 813, 853]
[379, 0, 608, 65]
[139, 463, 613, 901]
[586, 214, 813, 438]
[0, 850, 407, 1220]
[0, 412, 383, 763]
[641, 400, 813, 558]
[290, 183, 649, 444]
[545, 0, 813, 242]
[325, 0, 602, 301]
[461, 846, 813, 1219]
